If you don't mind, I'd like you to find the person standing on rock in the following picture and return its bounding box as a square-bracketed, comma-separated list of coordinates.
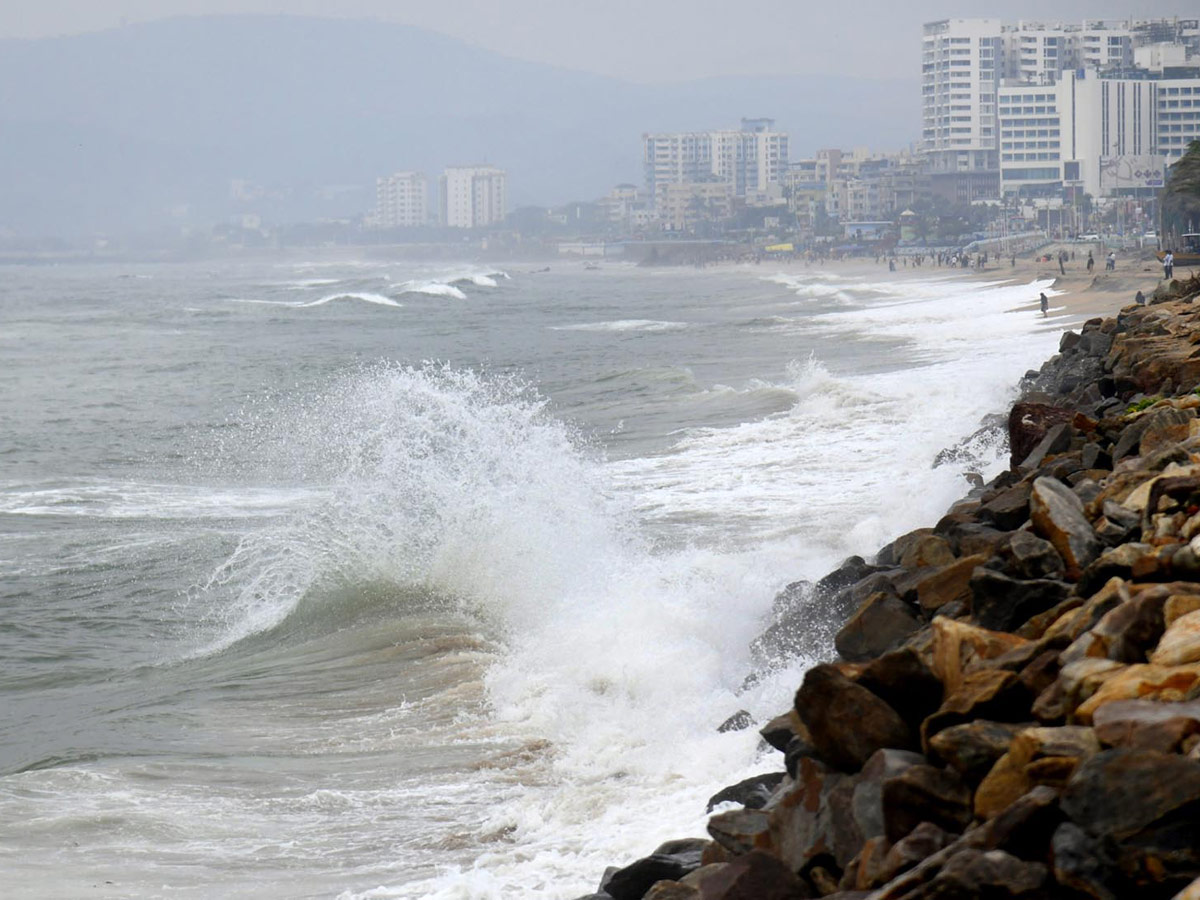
[1136, 290, 1146, 306]
[1040, 292, 1049, 317]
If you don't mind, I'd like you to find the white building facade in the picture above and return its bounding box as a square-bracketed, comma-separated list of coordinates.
[643, 119, 788, 206]
[372, 171, 428, 228]
[439, 166, 507, 229]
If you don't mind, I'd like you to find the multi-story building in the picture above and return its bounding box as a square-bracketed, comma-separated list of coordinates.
[656, 182, 734, 232]
[643, 119, 788, 206]
[371, 171, 427, 228]
[439, 166, 507, 229]
[998, 68, 1200, 199]
[921, 18, 1004, 196]
[924, 17, 1200, 202]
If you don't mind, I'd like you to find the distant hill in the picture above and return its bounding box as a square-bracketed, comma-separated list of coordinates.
[0, 16, 919, 235]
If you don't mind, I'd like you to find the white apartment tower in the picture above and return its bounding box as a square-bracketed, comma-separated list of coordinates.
[373, 171, 427, 228]
[922, 19, 1004, 178]
[643, 119, 788, 206]
[439, 166, 507, 228]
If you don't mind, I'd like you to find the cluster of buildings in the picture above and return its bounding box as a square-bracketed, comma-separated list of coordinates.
[359, 16, 1200, 242]
[923, 16, 1200, 202]
[367, 165, 507, 229]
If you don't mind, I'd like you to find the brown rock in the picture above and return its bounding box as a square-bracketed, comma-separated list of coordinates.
[688, 850, 814, 900]
[706, 808, 770, 855]
[856, 648, 945, 726]
[922, 669, 1031, 749]
[1174, 876, 1200, 900]
[1059, 589, 1167, 665]
[914, 554, 989, 614]
[968, 568, 1072, 633]
[1152, 609, 1200, 666]
[930, 617, 1028, 694]
[835, 593, 922, 663]
[643, 883, 698, 900]
[1093, 699, 1200, 752]
[1030, 476, 1102, 580]
[1043, 577, 1130, 641]
[760, 711, 805, 753]
[1009, 401, 1075, 469]
[794, 665, 914, 771]
[1139, 406, 1198, 457]
[881, 764, 972, 843]
[974, 726, 1099, 820]
[1075, 663, 1200, 723]
[898, 533, 957, 569]
[1166, 594, 1200, 627]
[1062, 748, 1200, 841]
[928, 720, 1028, 784]
[919, 848, 1048, 898]
[1031, 658, 1125, 723]
[764, 756, 861, 871]
[877, 822, 955, 885]
[978, 483, 1033, 530]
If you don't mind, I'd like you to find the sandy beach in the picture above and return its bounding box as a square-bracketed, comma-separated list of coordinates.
[753, 243, 1178, 322]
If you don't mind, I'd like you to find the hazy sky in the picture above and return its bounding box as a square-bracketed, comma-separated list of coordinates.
[1, 1, 1193, 81]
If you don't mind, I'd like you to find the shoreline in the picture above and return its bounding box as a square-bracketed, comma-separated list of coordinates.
[574, 273, 1200, 899]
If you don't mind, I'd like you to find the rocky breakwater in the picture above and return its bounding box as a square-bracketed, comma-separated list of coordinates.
[573, 273, 1200, 900]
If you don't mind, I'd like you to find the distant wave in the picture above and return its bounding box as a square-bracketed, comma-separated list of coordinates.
[227, 293, 402, 308]
[448, 271, 509, 289]
[550, 319, 689, 333]
[392, 282, 468, 300]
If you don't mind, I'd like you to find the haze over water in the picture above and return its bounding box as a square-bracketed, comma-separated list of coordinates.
[0, 259, 1066, 897]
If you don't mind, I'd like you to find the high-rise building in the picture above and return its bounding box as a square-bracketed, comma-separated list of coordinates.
[923, 17, 1200, 202]
[372, 171, 427, 228]
[643, 119, 788, 207]
[439, 166, 507, 228]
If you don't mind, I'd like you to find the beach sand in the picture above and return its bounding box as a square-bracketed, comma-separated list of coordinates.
[764, 243, 1175, 321]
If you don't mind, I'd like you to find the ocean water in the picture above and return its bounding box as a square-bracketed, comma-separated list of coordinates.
[0, 258, 1071, 898]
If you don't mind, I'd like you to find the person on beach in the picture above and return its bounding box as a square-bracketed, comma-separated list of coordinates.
[1136, 290, 1146, 306]
[1165, 251, 1175, 280]
[1011, 254, 1016, 267]
[1087, 251, 1095, 273]
[1058, 252, 1065, 275]
[1107, 251, 1116, 272]
[1040, 292, 1049, 317]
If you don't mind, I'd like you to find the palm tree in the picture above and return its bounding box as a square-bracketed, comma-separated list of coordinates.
[1162, 140, 1200, 243]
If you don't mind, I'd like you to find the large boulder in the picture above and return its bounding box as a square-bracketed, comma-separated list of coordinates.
[1030, 476, 1102, 580]
[1092, 699, 1200, 753]
[794, 665, 915, 771]
[835, 593, 922, 663]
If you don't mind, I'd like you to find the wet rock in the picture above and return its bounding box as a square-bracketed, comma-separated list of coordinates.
[969, 569, 1072, 633]
[794, 664, 915, 771]
[835, 593, 922, 663]
[973, 784, 1064, 860]
[849, 749, 927, 842]
[760, 711, 804, 753]
[706, 808, 770, 856]
[687, 850, 814, 900]
[603, 843, 706, 900]
[1052, 821, 1123, 900]
[930, 617, 1029, 694]
[914, 554, 989, 614]
[978, 484, 1033, 531]
[1139, 406, 1197, 457]
[922, 669, 1032, 749]
[642, 883, 697, 900]
[1075, 663, 1200, 722]
[784, 732, 821, 779]
[1009, 402, 1075, 469]
[880, 764, 972, 842]
[1093, 699, 1200, 752]
[1044, 578, 1130, 641]
[765, 756, 860, 870]
[895, 532, 957, 569]
[1152, 609, 1200, 666]
[1030, 658, 1126, 723]
[974, 726, 1099, 819]
[928, 720, 1028, 784]
[1059, 589, 1167, 665]
[878, 822, 955, 885]
[1020, 421, 1073, 470]
[857, 648, 945, 726]
[918, 848, 1049, 899]
[997, 530, 1067, 580]
[717, 710, 753, 733]
[1030, 476, 1102, 580]
[840, 835, 891, 891]
[1061, 748, 1200, 841]
[706, 773, 786, 812]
